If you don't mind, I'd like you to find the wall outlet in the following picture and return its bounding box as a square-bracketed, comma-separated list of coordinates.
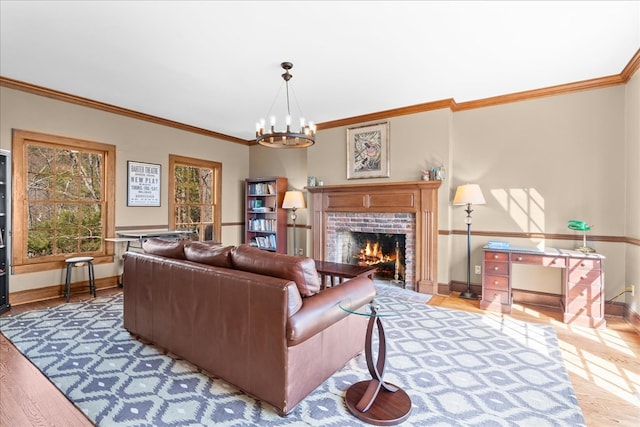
[629, 285, 635, 297]
[297, 248, 304, 256]
[475, 265, 482, 275]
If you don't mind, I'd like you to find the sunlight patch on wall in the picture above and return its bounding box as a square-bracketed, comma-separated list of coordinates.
[492, 187, 545, 233]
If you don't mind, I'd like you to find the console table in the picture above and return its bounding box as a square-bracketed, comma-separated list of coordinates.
[116, 229, 195, 251]
[481, 246, 605, 328]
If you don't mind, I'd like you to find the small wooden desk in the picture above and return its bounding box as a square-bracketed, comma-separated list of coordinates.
[481, 246, 605, 328]
[315, 261, 377, 290]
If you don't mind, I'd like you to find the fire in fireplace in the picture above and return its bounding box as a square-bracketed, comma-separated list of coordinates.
[338, 231, 406, 285]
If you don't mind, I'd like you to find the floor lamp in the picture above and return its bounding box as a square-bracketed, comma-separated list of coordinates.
[282, 190, 306, 255]
[453, 184, 486, 300]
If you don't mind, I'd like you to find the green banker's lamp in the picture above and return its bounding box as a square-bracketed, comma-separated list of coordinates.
[568, 220, 595, 253]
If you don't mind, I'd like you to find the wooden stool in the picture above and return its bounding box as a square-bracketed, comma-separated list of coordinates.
[64, 256, 96, 302]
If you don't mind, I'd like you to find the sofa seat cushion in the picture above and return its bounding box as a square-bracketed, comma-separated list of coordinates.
[142, 238, 186, 259]
[231, 244, 321, 297]
[184, 241, 234, 268]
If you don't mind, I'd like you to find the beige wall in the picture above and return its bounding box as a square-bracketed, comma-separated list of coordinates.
[1, 74, 637, 307]
[625, 72, 640, 312]
[250, 83, 636, 302]
[1, 87, 249, 293]
[451, 87, 627, 296]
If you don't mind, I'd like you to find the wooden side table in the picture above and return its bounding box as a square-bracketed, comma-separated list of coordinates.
[315, 260, 377, 290]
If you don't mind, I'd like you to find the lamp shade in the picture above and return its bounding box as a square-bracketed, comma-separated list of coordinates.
[453, 184, 486, 205]
[282, 191, 306, 209]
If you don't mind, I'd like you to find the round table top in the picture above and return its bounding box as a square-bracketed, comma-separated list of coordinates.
[339, 298, 412, 318]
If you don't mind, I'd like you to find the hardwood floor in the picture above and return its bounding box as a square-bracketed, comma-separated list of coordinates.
[430, 294, 640, 427]
[1, 288, 638, 426]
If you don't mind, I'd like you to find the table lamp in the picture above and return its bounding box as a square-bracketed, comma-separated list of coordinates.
[282, 191, 306, 255]
[568, 220, 595, 253]
[453, 184, 486, 300]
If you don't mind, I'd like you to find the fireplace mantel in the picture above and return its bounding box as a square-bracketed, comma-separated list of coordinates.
[308, 180, 441, 294]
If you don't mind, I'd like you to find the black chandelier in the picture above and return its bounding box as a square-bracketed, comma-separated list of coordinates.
[255, 62, 316, 148]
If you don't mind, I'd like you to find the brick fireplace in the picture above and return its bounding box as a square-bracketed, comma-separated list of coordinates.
[327, 213, 415, 288]
[307, 180, 441, 294]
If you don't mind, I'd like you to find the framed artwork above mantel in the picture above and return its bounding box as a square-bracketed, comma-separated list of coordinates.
[346, 122, 390, 179]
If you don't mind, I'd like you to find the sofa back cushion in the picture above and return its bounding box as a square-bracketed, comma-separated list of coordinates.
[142, 238, 186, 259]
[231, 244, 321, 297]
[184, 241, 234, 269]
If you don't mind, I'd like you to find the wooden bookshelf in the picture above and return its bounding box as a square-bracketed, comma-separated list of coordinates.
[245, 176, 288, 253]
[0, 150, 9, 314]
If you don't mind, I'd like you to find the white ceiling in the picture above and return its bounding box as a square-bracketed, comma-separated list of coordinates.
[1, 1, 638, 141]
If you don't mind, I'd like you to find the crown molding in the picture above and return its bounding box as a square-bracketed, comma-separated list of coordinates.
[0, 76, 251, 146]
[315, 99, 455, 131]
[2, 49, 638, 140]
[453, 74, 626, 111]
[621, 48, 640, 82]
[316, 48, 640, 130]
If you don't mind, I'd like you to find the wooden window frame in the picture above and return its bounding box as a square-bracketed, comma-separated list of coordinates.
[168, 154, 221, 242]
[12, 130, 116, 274]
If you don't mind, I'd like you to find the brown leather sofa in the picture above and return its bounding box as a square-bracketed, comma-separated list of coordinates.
[122, 240, 376, 415]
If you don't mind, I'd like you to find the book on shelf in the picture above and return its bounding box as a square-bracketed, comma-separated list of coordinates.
[253, 236, 276, 250]
[248, 218, 275, 232]
[248, 182, 276, 195]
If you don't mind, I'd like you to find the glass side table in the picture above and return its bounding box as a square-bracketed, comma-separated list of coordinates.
[339, 298, 413, 425]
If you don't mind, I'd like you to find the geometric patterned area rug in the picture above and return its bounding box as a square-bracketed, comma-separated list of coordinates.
[0, 293, 585, 427]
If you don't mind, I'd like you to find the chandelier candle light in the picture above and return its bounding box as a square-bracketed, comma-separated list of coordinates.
[282, 190, 306, 255]
[453, 184, 486, 300]
[256, 62, 316, 148]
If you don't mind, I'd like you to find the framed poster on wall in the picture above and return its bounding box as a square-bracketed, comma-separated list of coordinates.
[127, 161, 161, 206]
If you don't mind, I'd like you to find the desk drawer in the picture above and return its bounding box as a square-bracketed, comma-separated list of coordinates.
[511, 253, 566, 267]
[568, 258, 601, 271]
[567, 269, 603, 287]
[485, 251, 509, 262]
[482, 289, 510, 305]
[483, 275, 509, 291]
[567, 283, 604, 301]
[565, 296, 603, 319]
[485, 261, 509, 276]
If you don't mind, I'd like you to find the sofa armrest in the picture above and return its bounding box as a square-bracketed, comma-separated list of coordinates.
[287, 276, 375, 346]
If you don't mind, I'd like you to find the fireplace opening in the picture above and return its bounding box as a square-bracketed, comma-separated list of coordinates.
[338, 231, 406, 284]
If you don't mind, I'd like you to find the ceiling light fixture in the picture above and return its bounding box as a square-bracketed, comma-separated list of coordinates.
[256, 62, 316, 148]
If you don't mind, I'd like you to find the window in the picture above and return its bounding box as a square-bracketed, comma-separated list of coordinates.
[12, 130, 115, 274]
[169, 155, 221, 242]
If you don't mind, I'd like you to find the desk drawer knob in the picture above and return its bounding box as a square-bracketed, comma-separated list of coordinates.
[517, 256, 523, 261]
[580, 262, 586, 267]
[494, 280, 499, 285]
[581, 275, 588, 280]
[493, 254, 499, 259]
[493, 266, 499, 271]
